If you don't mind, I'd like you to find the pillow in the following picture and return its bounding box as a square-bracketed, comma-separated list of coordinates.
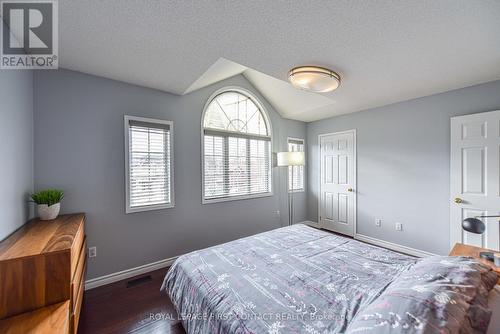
[346, 256, 499, 333]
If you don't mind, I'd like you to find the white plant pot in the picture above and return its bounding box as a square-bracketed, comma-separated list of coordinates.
[38, 203, 61, 220]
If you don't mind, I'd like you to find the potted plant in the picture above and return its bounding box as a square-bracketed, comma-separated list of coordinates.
[31, 189, 64, 220]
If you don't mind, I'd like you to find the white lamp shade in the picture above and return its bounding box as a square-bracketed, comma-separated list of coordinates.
[277, 151, 305, 166]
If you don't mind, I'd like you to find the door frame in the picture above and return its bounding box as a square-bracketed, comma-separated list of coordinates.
[318, 129, 357, 236]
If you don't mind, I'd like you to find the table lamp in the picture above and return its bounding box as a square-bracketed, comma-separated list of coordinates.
[277, 151, 305, 226]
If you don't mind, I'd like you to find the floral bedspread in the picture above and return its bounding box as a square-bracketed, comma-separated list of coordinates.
[161, 224, 416, 333]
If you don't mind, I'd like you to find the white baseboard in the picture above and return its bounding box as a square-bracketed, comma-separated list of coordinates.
[354, 233, 437, 258]
[85, 255, 179, 290]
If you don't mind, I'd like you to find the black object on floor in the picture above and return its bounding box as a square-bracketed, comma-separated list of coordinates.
[126, 274, 152, 288]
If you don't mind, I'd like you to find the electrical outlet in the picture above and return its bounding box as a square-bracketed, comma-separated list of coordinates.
[274, 210, 280, 218]
[88, 246, 97, 258]
[375, 219, 382, 227]
[395, 222, 403, 231]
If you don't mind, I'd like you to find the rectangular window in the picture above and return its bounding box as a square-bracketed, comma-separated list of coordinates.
[203, 132, 271, 202]
[288, 138, 305, 192]
[125, 116, 174, 213]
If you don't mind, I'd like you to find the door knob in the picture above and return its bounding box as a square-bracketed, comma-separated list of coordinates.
[347, 188, 354, 192]
[454, 197, 463, 204]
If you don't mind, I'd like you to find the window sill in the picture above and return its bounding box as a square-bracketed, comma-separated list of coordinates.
[202, 192, 273, 204]
[126, 202, 175, 214]
[288, 189, 305, 194]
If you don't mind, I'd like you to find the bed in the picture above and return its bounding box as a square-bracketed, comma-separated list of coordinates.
[161, 224, 499, 333]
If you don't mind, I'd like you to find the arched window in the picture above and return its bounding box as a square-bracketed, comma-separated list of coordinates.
[202, 89, 272, 202]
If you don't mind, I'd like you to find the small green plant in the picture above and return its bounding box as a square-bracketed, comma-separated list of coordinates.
[31, 189, 64, 206]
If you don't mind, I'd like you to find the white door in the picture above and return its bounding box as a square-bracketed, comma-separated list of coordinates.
[451, 110, 500, 251]
[319, 130, 356, 236]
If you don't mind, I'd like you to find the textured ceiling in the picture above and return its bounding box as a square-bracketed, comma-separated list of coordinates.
[58, 1, 500, 122]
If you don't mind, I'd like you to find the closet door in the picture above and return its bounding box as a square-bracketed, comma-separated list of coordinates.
[319, 130, 356, 236]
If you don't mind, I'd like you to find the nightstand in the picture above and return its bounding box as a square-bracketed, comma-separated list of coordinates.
[450, 243, 500, 284]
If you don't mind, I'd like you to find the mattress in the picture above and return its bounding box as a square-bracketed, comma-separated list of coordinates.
[161, 224, 417, 333]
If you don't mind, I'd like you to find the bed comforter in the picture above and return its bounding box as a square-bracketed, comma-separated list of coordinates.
[161, 224, 417, 333]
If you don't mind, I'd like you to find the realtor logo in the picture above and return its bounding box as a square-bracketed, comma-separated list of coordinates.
[1, 0, 58, 69]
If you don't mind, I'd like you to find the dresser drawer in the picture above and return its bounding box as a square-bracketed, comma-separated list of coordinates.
[70, 219, 85, 276]
[0, 301, 69, 334]
[70, 279, 84, 334]
[71, 238, 86, 313]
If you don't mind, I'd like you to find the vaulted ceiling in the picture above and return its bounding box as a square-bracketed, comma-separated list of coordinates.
[59, 1, 500, 122]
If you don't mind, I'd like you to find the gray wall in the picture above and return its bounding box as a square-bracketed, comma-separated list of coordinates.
[34, 69, 306, 279]
[307, 80, 500, 255]
[0, 71, 34, 240]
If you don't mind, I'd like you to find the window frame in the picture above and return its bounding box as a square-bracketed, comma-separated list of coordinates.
[124, 115, 175, 214]
[201, 87, 274, 204]
[287, 137, 305, 193]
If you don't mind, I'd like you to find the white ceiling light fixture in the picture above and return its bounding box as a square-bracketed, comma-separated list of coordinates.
[288, 66, 341, 93]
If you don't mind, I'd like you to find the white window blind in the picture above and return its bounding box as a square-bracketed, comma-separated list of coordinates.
[125, 116, 174, 212]
[288, 138, 305, 192]
[203, 90, 272, 202]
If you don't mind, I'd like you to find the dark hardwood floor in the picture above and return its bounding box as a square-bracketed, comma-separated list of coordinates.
[78, 268, 186, 334]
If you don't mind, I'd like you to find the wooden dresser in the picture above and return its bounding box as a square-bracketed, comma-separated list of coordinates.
[0, 213, 86, 333]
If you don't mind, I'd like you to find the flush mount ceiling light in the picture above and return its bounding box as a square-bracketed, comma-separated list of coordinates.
[288, 66, 341, 93]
